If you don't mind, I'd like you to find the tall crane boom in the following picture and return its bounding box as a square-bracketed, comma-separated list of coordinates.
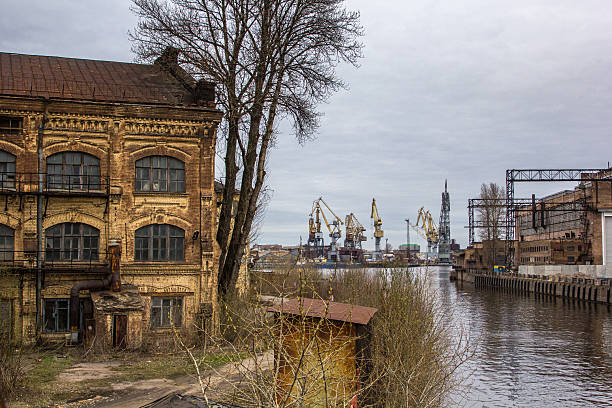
[412, 206, 439, 261]
[308, 197, 343, 261]
[371, 198, 384, 259]
[344, 213, 367, 249]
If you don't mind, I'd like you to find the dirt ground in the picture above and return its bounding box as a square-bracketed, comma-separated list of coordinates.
[9, 351, 272, 408]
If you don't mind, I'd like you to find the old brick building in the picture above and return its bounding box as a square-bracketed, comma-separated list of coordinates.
[0, 50, 223, 347]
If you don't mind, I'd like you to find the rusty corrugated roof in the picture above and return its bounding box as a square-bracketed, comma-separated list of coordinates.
[268, 297, 378, 326]
[0, 51, 200, 105]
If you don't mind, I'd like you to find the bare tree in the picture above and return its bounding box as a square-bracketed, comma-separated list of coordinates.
[476, 182, 505, 268]
[130, 0, 363, 296]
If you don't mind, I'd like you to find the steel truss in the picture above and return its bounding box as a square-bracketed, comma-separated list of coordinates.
[504, 168, 611, 268]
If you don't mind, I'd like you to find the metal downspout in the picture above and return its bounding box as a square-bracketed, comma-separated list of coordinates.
[36, 103, 48, 339]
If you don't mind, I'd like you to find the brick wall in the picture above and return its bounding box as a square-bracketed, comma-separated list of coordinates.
[0, 95, 223, 343]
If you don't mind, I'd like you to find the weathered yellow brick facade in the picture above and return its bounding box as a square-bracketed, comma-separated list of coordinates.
[0, 51, 223, 345]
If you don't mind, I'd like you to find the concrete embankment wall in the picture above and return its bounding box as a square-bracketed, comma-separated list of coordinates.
[471, 273, 612, 304]
[518, 265, 612, 279]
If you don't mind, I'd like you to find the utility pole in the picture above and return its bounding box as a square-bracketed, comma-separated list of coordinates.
[405, 219, 410, 260]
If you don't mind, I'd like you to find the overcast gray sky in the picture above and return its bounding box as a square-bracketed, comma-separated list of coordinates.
[2, 0, 611, 250]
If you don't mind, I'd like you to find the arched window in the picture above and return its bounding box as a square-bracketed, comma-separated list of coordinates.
[135, 224, 184, 261]
[46, 152, 100, 191]
[135, 156, 185, 193]
[45, 223, 99, 261]
[0, 224, 14, 262]
[0, 151, 16, 190]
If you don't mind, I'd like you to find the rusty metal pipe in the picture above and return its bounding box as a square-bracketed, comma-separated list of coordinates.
[69, 241, 121, 342]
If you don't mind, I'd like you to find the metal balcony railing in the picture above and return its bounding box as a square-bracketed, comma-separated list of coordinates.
[0, 249, 110, 272]
[0, 172, 110, 196]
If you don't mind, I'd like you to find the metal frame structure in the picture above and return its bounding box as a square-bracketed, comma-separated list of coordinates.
[504, 168, 611, 268]
[467, 196, 590, 246]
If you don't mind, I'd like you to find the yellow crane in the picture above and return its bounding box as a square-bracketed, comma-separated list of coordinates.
[411, 207, 439, 261]
[344, 213, 367, 249]
[371, 198, 384, 257]
[308, 197, 343, 260]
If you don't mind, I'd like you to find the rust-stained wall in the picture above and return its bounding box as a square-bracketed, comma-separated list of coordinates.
[275, 316, 358, 407]
[0, 94, 223, 343]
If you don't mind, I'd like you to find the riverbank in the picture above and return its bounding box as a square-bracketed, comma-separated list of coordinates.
[454, 269, 612, 305]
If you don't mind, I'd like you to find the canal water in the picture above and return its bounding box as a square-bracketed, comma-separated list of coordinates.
[430, 265, 612, 407]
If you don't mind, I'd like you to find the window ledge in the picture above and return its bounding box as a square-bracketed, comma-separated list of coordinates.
[133, 192, 188, 196]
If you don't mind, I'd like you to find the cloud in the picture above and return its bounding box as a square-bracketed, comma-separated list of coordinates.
[2, 0, 611, 250]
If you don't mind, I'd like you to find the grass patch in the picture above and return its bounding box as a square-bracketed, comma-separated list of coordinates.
[109, 351, 246, 382]
[10, 351, 245, 407]
[23, 355, 74, 387]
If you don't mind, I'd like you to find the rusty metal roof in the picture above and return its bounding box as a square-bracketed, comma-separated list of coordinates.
[268, 297, 378, 326]
[0, 51, 205, 105]
[90, 284, 144, 313]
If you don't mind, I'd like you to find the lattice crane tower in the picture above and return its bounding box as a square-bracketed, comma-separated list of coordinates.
[438, 180, 451, 264]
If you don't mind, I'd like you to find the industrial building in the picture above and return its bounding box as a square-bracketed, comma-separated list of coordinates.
[460, 168, 612, 277]
[0, 49, 224, 347]
[514, 169, 612, 268]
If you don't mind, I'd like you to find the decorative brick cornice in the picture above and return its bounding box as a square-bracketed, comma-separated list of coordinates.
[46, 116, 109, 133]
[123, 120, 213, 137]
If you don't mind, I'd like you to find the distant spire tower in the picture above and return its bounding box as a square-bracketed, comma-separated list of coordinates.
[438, 180, 451, 264]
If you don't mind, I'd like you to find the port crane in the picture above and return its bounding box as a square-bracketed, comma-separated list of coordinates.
[371, 198, 384, 260]
[411, 207, 439, 261]
[308, 197, 344, 260]
[344, 213, 367, 249]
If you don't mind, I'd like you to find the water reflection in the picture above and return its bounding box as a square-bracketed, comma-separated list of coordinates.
[317, 265, 611, 406]
[433, 267, 612, 407]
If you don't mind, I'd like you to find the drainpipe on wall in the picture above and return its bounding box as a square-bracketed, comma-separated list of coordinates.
[36, 103, 48, 339]
[69, 240, 121, 343]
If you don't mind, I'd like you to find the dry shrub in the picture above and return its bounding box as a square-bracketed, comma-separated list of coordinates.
[338, 269, 472, 408]
[192, 266, 472, 407]
[0, 339, 23, 401]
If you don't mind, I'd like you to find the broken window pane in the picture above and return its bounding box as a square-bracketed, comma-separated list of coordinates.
[150, 296, 183, 328]
[135, 156, 185, 193]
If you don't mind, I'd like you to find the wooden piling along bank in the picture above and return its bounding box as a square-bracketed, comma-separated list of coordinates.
[472, 273, 612, 304]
